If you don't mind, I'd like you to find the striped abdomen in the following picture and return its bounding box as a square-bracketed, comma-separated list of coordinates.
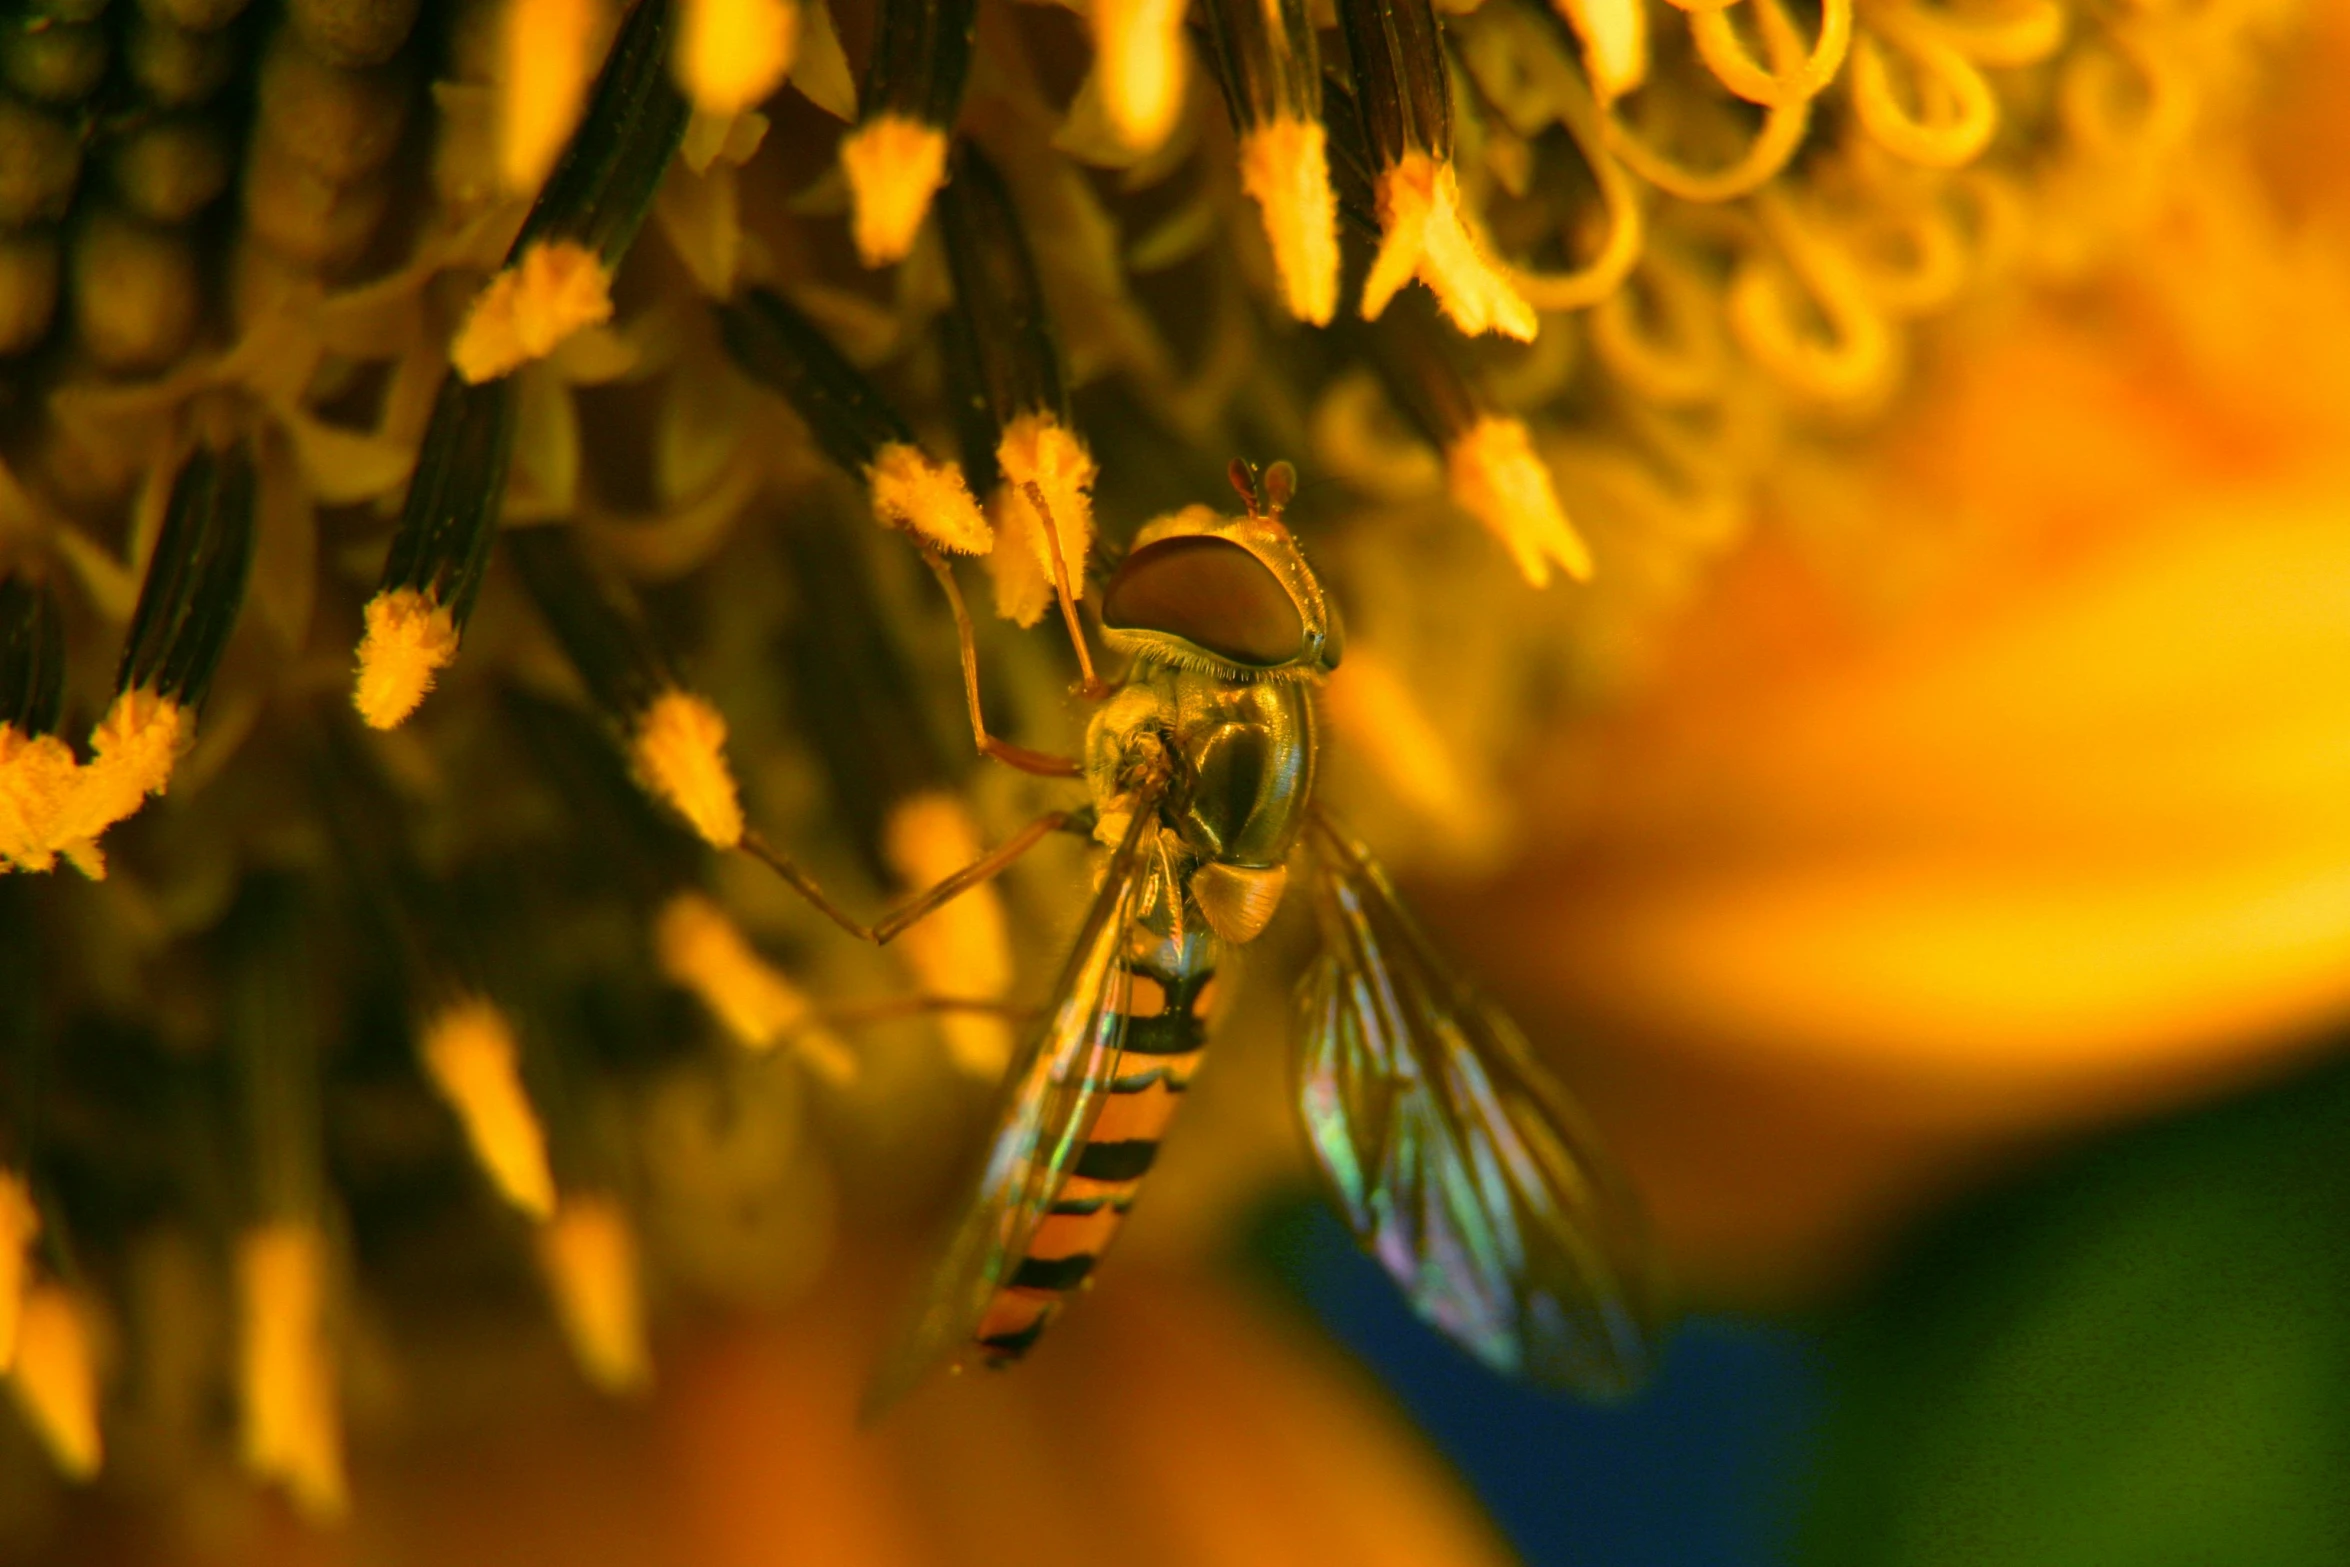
[974, 931, 1216, 1364]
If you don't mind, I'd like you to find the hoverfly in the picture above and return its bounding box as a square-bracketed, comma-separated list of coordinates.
[861, 459, 1659, 1411]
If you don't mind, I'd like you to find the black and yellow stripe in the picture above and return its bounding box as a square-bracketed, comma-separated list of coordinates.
[973, 940, 1218, 1364]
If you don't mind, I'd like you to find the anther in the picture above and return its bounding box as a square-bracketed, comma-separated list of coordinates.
[838, 0, 977, 266]
[1335, 0, 1537, 339]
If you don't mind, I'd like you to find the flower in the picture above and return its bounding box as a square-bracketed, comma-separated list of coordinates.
[0, 0, 2318, 1547]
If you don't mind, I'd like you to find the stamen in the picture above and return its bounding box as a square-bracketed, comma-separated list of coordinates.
[937, 146, 1090, 623]
[1337, 0, 1536, 339]
[0, 1172, 35, 1372]
[865, 442, 991, 555]
[1237, 117, 1339, 326]
[1445, 416, 1592, 585]
[1090, 0, 1189, 155]
[236, 1221, 345, 1521]
[0, 728, 78, 875]
[500, 0, 600, 196]
[882, 792, 1013, 1077]
[0, 576, 74, 875]
[629, 689, 747, 850]
[353, 586, 461, 731]
[718, 289, 994, 552]
[46, 689, 189, 879]
[988, 413, 1098, 630]
[1203, 0, 1333, 323]
[840, 0, 976, 263]
[6, 1282, 100, 1480]
[674, 0, 797, 119]
[1362, 152, 1537, 342]
[419, 996, 557, 1220]
[840, 115, 951, 268]
[536, 1194, 652, 1394]
[451, 240, 616, 384]
[355, 376, 518, 729]
[653, 892, 853, 1077]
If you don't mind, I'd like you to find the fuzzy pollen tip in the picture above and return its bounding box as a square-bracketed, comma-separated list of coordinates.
[676, 0, 799, 118]
[354, 589, 462, 731]
[420, 998, 557, 1220]
[1238, 118, 1340, 327]
[986, 415, 1098, 627]
[630, 689, 746, 849]
[1363, 154, 1539, 343]
[500, 0, 600, 196]
[237, 1222, 346, 1522]
[452, 241, 616, 384]
[1445, 416, 1592, 586]
[841, 116, 952, 268]
[537, 1195, 652, 1395]
[866, 442, 993, 554]
[7, 1284, 102, 1481]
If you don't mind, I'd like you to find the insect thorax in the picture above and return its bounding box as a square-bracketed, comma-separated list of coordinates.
[1084, 657, 1317, 946]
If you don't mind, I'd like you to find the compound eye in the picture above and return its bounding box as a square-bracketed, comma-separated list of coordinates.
[1102, 535, 1305, 668]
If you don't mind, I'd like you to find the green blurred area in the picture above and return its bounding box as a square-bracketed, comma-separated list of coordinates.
[1803, 1048, 2350, 1567]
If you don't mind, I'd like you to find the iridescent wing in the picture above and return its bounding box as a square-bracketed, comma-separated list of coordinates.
[864, 800, 1160, 1415]
[1294, 815, 1660, 1395]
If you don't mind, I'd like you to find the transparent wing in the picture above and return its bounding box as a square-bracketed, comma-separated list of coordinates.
[864, 801, 1159, 1415]
[1294, 815, 1660, 1395]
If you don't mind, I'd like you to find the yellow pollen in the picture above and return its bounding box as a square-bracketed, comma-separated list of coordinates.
[1446, 416, 1592, 586]
[353, 589, 461, 732]
[236, 1222, 346, 1522]
[451, 240, 616, 384]
[536, 1193, 652, 1394]
[45, 688, 188, 880]
[1091, 0, 1188, 154]
[987, 413, 1098, 628]
[1362, 152, 1538, 343]
[0, 1172, 37, 1372]
[630, 689, 746, 849]
[500, 0, 599, 197]
[866, 441, 992, 555]
[1238, 117, 1340, 328]
[653, 892, 853, 1079]
[1553, 0, 1647, 99]
[840, 116, 951, 268]
[1, 726, 80, 874]
[7, 1283, 101, 1481]
[883, 792, 1013, 1078]
[420, 997, 556, 1220]
[675, 0, 798, 119]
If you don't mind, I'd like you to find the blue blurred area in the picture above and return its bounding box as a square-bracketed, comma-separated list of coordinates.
[1250, 1198, 1822, 1567]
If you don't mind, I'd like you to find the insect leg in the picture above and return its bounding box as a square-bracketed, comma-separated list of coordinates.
[869, 809, 1074, 945]
[921, 551, 1084, 778]
[740, 809, 1077, 945]
[1017, 481, 1110, 700]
